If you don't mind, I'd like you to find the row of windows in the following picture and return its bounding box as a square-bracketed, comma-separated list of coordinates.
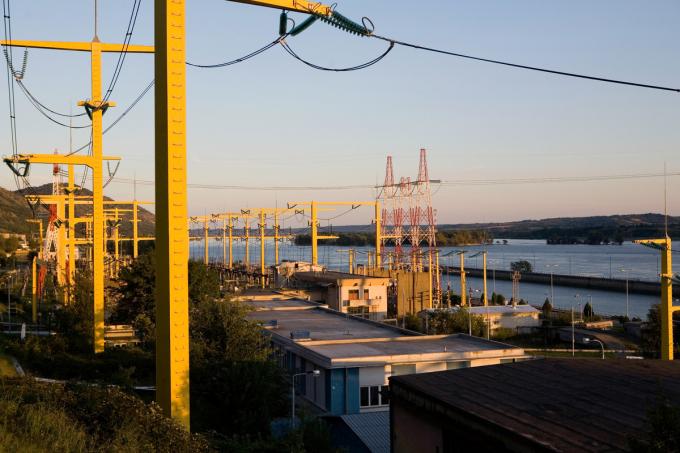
[360, 385, 390, 407]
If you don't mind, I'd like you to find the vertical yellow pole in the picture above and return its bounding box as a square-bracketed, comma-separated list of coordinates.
[348, 249, 353, 274]
[435, 250, 440, 304]
[57, 200, 66, 289]
[113, 208, 120, 276]
[260, 209, 266, 288]
[482, 251, 488, 307]
[203, 218, 209, 265]
[155, 0, 190, 428]
[661, 236, 674, 360]
[67, 164, 76, 295]
[460, 253, 467, 306]
[375, 201, 381, 269]
[222, 218, 227, 267]
[311, 201, 318, 266]
[31, 256, 37, 323]
[132, 201, 139, 258]
[89, 39, 105, 354]
[244, 217, 250, 267]
[274, 211, 280, 265]
[367, 251, 372, 269]
[228, 216, 233, 269]
[428, 251, 433, 308]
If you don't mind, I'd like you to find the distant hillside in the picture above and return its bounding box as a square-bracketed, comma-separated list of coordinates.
[4, 184, 155, 238]
[328, 213, 680, 244]
[0, 186, 34, 234]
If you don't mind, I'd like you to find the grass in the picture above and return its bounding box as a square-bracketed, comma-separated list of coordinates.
[0, 354, 17, 377]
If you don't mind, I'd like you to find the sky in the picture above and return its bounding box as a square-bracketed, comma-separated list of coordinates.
[0, 0, 678, 227]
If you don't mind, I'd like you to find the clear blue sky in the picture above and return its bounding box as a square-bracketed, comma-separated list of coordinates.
[1, 0, 678, 226]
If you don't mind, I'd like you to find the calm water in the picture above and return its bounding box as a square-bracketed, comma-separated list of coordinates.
[190, 239, 676, 319]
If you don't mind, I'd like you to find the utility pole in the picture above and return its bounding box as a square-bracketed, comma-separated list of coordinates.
[155, 0, 334, 430]
[2, 21, 152, 354]
[635, 237, 675, 360]
[288, 201, 379, 266]
[458, 251, 467, 306]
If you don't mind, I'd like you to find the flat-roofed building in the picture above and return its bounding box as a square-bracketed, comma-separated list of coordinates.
[291, 271, 390, 321]
[245, 297, 528, 416]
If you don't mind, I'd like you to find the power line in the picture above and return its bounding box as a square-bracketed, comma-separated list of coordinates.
[89, 170, 679, 191]
[186, 35, 285, 68]
[280, 39, 394, 71]
[371, 34, 680, 93]
[103, 0, 142, 102]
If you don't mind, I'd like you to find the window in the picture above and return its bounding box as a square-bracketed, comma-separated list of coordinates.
[360, 385, 389, 407]
[391, 364, 416, 376]
[348, 289, 360, 300]
[446, 361, 470, 370]
[348, 306, 370, 319]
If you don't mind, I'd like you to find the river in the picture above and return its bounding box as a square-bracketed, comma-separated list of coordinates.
[190, 239, 677, 319]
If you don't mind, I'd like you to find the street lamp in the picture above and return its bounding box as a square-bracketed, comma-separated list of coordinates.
[620, 268, 630, 319]
[545, 264, 559, 305]
[584, 338, 605, 360]
[291, 369, 320, 429]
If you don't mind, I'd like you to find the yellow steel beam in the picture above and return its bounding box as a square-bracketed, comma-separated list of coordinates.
[155, 0, 190, 428]
[0, 40, 153, 53]
[228, 0, 331, 15]
[4, 153, 120, 167]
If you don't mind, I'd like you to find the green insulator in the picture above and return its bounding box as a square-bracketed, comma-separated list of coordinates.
[279, 11, 288, 36]
[290, 15, 319, 36]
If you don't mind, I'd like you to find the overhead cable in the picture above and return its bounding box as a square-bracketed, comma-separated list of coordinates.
[95, 170, 679, 192]
[186, 35, 286, 68]
[280, 39, 394, 72]
[371, 34, 680, 93]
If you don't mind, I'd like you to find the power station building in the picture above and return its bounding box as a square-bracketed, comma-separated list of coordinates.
[244, 297, 528, 416]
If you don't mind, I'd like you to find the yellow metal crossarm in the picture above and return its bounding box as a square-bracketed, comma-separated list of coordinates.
[0, 40, 153, 53]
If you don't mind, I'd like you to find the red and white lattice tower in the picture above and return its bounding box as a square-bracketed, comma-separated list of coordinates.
[380, 149, 438, 278]
[43, 157, 61, 262]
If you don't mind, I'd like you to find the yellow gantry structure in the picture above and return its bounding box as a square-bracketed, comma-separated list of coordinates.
[635, 237, 675, 360]
[288, 201, 381, 267]
[152, 0, 334, 429]
[1, 31, 153, 353]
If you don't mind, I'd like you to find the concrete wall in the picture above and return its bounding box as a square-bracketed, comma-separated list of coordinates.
[391, 398, 443, 453]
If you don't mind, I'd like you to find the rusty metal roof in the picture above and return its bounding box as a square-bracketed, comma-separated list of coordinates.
[390, 359, 680, 452]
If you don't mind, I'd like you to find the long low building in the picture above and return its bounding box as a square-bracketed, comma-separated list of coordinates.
[244, 297, 529, 416]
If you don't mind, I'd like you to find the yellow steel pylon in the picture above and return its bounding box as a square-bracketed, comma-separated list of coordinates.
[287, 201, 382, 267]
[635, 237, 675, 360]
[2, 31, 152, 353]
[153, 0, 333, 428]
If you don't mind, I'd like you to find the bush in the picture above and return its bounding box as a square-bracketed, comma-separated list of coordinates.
[428, 310, 485, 336]
[510, 260, 532, 273]
[0, 378, 207, 452]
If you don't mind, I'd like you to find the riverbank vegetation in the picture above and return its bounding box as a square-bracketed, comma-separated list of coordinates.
[294, 229, 492, 247]
[0, 254, 336, 452]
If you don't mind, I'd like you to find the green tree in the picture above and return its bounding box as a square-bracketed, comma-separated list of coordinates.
[428, 310, 485, 336]
[583, 302, 594, 320]
[510, 260, 532, 273]
[629, 393, 680, 452]
[55, 270, 94, 353]
[542, 298, 553, 319]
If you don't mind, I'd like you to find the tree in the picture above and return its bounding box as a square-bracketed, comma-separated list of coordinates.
[428, 310, 485, 336]
[510, 260, 532, 273]
[542, 298, 553, 319]
[583, 302, 594, 320]
[629, 393, 680, 452]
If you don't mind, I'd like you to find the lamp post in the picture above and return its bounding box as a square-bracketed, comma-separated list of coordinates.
[620, 268, 630, 319]
[584, 337, 605, 359]
[291, 369, 320, 429]
[545, 264, 559, 305]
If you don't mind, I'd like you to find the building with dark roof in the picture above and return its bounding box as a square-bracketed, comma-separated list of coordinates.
[389, 359, 680, 452]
